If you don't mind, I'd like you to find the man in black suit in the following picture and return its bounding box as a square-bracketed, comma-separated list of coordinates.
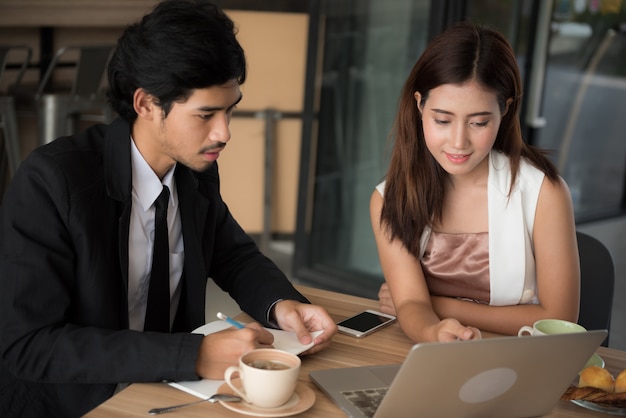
[0, 1, 337, 416]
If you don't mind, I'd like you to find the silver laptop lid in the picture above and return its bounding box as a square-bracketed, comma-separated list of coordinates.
[311, 330, 607, 418]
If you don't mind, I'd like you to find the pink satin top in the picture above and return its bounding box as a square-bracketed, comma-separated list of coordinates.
[422, 231, 490, 304]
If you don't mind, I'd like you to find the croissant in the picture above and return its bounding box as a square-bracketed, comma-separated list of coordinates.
[560, 367, 626, 408]
[561, 385, 626, 408]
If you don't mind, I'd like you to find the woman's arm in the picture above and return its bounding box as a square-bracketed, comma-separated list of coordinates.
[431, 177, 580, 335]
[370, 191, 480, 342]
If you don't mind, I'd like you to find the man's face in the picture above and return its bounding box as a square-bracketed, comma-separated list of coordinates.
[140, 79, 242, 177]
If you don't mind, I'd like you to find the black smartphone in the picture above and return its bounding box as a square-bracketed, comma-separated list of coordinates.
[336, 309, 396, 338]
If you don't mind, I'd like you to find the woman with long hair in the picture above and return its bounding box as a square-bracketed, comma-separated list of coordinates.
[371, 22, 579, 342]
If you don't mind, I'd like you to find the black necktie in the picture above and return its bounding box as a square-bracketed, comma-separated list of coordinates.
[144, 185, 170, 332]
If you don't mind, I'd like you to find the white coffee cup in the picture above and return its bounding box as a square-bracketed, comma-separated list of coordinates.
[224, 348, 300, 408]
[518, 318, 586, 336]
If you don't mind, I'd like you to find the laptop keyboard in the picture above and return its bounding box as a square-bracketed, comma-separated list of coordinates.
[341, 387, 389, 418]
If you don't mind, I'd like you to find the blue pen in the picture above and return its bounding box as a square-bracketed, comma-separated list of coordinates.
[217, 312, 245, 329]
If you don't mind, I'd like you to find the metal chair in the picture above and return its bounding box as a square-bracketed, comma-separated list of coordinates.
[11, 45, 115, 145]
[0, 45, 32, 183]
[577, 231, 615, 346]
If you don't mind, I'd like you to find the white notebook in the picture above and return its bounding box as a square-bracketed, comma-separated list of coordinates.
[169, 320, 322, 399]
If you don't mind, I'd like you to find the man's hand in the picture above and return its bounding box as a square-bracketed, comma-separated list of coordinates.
[272, 300, 338, 355]
[195, 323, 274, 379]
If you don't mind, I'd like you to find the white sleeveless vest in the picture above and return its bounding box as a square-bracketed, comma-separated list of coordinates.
[376, 151, 545, 306]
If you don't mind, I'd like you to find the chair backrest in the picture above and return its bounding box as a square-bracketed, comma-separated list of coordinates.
[35, 45, 115, 98]
[0, 45, 32, 90]
[576, 231, 615, 346]
[1, 46, 32, 181]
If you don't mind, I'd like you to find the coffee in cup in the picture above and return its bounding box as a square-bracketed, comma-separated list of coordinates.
[518, 319, 586, 336]
[224, 348, 300, 408]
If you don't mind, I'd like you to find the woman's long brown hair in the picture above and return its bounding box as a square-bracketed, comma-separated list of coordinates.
[380, 22, 559, 256]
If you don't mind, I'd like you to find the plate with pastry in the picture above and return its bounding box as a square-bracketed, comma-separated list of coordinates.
[561, 367, 626, 415]
[583, 353, 605, 371]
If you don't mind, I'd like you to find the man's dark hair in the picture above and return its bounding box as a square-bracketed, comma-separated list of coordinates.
[107, 0, 247, 122]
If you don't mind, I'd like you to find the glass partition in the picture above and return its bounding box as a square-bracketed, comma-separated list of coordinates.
[295, 0, 431, 295]
[535, 2, 626, 221]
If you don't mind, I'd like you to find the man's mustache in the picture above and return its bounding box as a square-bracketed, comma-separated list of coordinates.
[201, 142, 227, 153]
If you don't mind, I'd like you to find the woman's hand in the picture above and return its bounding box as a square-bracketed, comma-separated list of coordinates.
[380, 282, 481, 342]
[378, 282, 397, 316]
[435, 318, 482, 342]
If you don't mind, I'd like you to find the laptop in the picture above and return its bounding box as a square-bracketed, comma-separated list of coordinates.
[310, 330, 607, 418]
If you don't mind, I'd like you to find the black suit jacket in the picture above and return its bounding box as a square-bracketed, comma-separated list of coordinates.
[0, 118, 307, 417]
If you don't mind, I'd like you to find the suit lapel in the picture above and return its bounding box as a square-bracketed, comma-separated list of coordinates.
[175, 165, 210, 329]
[102, 119, 134, 318]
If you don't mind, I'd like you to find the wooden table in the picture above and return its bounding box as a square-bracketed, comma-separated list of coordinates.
[85, 285, 626, 417]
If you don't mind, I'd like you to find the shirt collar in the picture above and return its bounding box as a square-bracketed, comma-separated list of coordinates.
[130, 138, 177, 211]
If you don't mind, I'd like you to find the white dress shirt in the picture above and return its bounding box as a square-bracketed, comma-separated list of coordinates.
[128, 139, 185, 331]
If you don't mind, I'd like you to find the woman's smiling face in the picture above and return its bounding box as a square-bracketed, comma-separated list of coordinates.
[416, 79, 507, 181]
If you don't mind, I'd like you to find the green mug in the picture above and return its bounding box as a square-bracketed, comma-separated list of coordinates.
[518, 319, 586, 336]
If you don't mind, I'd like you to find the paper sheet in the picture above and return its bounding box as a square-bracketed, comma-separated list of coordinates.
[168, 320, 323, 399]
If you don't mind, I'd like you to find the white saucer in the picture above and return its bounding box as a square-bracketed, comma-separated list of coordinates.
[217, 379, 315, 417]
